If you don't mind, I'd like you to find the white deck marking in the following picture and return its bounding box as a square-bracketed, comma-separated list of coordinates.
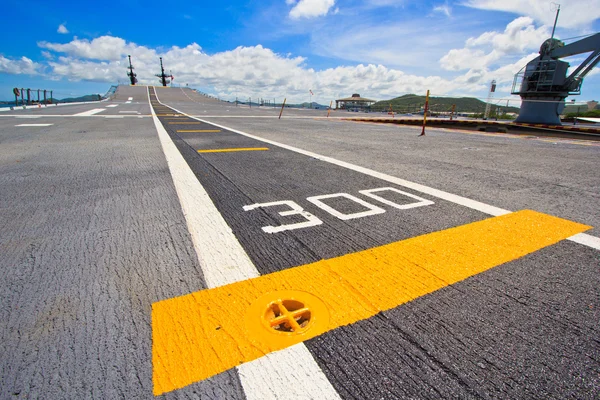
[150, 89, 342, 400]
[159, 101, 600, 250]
[15, 123, 53, 127]
[568, 233, 600, 250]
[73, 108, 106, 116]
[106, 104, 118, 108]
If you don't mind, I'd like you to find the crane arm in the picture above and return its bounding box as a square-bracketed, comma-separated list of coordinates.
[550, 33, 600, 58]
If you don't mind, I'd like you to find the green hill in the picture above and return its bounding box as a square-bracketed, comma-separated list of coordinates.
[371, 94, 519, 114]
[563, 104, 600, 114]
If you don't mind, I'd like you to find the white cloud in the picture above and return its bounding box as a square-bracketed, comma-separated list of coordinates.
[39, 36, 131, 61]
[0, 56, 41, 75]
[440, 17, 549, 73]
[288, 0, 336, 19]
[57, 23, 68, 34]
[433, 3, 452, 17]
[28, 35, 476, 101]
[463, 0, 600, 29]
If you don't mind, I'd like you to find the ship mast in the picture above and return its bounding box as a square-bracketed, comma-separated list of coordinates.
[156, 57, 169, 87]
[126, 55, 137, 85]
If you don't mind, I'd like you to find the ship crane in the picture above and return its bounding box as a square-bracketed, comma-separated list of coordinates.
[126, 55, 137, 86]
[512, 32, 600, 124]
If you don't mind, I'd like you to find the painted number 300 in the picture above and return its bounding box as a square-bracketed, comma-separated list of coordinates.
[243, 187, 434, 234]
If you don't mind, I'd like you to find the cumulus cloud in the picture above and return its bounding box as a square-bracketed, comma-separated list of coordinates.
[463, 0, 600, 29]
[39, 36, 131, 61]
[57, 23, 68, 34]
[0, 56, 42, 75]
[30, 35, 482, 101]
[440, 17, 548, 74]
[288, 0, 336, 19]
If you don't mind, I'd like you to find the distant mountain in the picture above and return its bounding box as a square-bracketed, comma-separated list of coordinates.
[371, 94, 520, 114]
[563, 104, 600, 114]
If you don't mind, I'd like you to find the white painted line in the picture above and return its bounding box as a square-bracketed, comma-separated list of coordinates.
[119, 111, 140, 114]
[73, 108, 106, 116]
[15, 123, 53, 127]
[150, 88, 342, 400]
[125, 101, 132, 104]
[158, 99, 600, 251]
[106, 104, 118, 108]
[238, 344, 342, 400]
[568, 233, 600, 250]
[128, 97, 133, 101]
[104, 116, 124, 119]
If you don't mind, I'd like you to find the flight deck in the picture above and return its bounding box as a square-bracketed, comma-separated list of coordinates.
[0, 85, 598, 399]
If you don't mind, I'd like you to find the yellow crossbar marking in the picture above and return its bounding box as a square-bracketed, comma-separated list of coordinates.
[176, 129, 221, 133]
[152, 210, 590, 395]
[197, 147, 269, 153]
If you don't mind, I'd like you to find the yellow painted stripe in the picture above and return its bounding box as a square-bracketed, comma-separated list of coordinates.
[176, 129, 221, 133]
[197, 147, 269, 153]
[152, 210, 589, 395]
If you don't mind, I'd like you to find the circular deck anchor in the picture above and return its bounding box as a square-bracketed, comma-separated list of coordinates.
[245, 290, 329, 349]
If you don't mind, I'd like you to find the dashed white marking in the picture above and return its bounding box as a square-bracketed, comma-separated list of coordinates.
[106, 104, 118, 108]
[119, 111, 140, 114]
[15, 123, 53, 127]
[150, 88, 342, 400]
[160, 100, 600, 251]
[104, 116, 124, 119]
[73, 108, 106, 116]
[128, 97, 133, 101]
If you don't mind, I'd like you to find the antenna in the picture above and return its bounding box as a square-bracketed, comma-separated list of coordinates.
[126, 55, 137, 85]
[550, 3, 560, 40]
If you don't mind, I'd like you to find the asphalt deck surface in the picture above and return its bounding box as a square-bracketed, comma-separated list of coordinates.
[0, 85, 599, 399]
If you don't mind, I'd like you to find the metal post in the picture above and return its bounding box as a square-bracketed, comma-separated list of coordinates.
[551, 4, 560, 40]
[44, 90, 47, 104]
[37, 89, 40, 104]
[420, 90, 430, 136]
[27, 89, 31, 105]
[50, 90, 53, 104]
[450, 104, 456, 121]
[21, 88, 25, 105]
[279, 98, 287, 119]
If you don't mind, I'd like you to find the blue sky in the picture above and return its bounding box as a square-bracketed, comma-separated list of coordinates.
[1, 0, 600, 107]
